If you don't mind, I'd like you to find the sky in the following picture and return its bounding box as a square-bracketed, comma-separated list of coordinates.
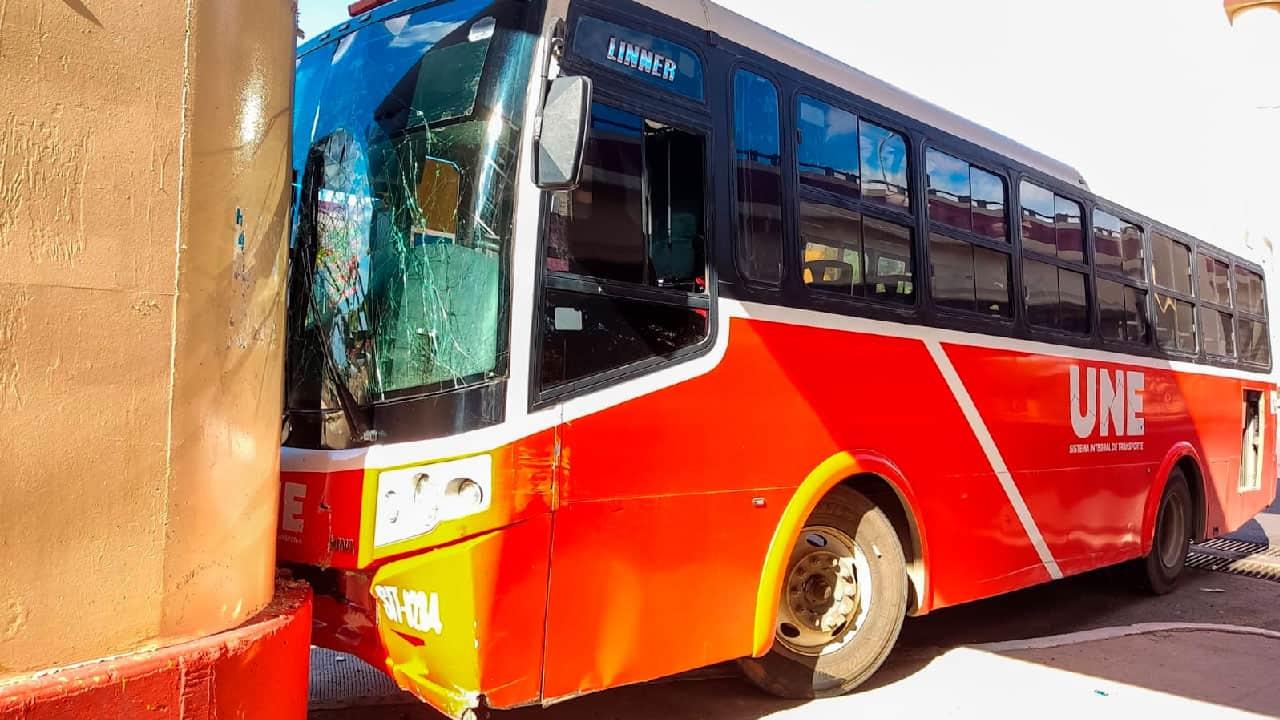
[296, 0, 1280, 264]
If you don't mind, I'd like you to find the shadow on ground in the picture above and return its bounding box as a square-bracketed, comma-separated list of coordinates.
[311, 566, 1280, 720]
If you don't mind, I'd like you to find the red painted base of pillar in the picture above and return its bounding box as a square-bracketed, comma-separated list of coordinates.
[0, 579, 313, 720]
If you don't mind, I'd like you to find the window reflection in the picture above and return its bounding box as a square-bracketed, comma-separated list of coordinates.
[931, 233, 1009, 317]
[926, 149, 972, 232]
[1020, 180, 1056, 257]
[1235, 267, 1266, 315]
[1121, 226, 1144, 281]
[927, 150, 1007, 241]
[1152, 232, 1191, 295]
[1025, 259, 1088, 334]
[860, 120, 909, 210]
[864, 218, 914, 305]
[931, 233, 975, 312]
[1021, 179, 1083, 264]
[1055, 195, 1084, 263]
[971, 166, 1006, 241]
[540, 289, 708, 389]
[1094, 210, 1144, 282]
[1201, 308, 1234, 357]
[801, 201, 863, 296]
[550, 105, 704, 290]
[1155, 292, 1197, 353]
[733, 70, 784, 284]
[1024, 259, 1059, 328]
[1198, 254, 1231, 306]
[1099, 278, 1126, 342]
[1094, 210, 1124, 274]
[797, 95, 860, 201]
[1125, 286, 1149, 344]
[540, 101, 710, 394]
[1176, 300, 1196, 352]
[1099, 279, 1148, 344]
[1059, 268, 1088, 334]
[800, 203, 915, 305]
[975, 247, 1012, 317]
[1237, 319, 1270, 364]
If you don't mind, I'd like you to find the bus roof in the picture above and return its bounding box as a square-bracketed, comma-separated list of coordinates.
[638, 0, 1091, 191]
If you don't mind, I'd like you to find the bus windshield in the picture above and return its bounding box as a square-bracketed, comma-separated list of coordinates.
[286, 0, 536, 440]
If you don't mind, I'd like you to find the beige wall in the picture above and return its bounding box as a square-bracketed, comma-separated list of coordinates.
[0, 0, 294, 676]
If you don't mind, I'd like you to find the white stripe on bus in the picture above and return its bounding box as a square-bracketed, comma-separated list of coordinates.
[283, 298, 1273, 473]
[924, 339, 1064, 580]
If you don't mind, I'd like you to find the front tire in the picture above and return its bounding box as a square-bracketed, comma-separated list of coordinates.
[1139, 469, 1193, 595]
[739, 487, 907, 698]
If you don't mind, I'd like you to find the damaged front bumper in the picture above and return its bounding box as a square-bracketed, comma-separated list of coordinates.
[302, 513, 553, 719]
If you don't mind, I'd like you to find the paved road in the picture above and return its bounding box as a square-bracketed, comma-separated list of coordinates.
[310, 493, 1280, 719]
[311, 562, 1280, 720]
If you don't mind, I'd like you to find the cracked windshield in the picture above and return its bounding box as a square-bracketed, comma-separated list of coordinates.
[286, 0, 535, 431]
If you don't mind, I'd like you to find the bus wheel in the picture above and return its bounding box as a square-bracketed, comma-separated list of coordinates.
[1138, 469, 1193, 595]
[739, 487, 907, 699]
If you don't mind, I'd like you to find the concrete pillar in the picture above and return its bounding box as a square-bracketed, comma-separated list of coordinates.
[0, 0, 294, 677]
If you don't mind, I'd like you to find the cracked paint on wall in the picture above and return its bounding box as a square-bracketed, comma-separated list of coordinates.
[0, 114, 91, 264]
[0, 287, 29, 410]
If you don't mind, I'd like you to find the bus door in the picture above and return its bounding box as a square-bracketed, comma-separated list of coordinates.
[528, 7, 771, 701]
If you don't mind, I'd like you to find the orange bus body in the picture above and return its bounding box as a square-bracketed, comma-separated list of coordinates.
[281, 310, 1277, 712]
[281, 0, 1277, 716]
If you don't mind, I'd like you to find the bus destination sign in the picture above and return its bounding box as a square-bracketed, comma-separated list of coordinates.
[573, 15, 705, 101]
[605, 36, 678, 83]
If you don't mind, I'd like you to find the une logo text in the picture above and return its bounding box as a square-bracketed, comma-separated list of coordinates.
[1070, 366, 1145, 440]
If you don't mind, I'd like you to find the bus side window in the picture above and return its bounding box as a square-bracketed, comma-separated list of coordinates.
[539, 102, 710, 393]
[732, 70, 784, 285]
[1151, 232, 1198, 354]
[1234, 266, 1270, 365]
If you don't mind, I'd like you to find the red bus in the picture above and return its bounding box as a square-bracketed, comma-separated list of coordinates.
[279, 0, 1278, 717]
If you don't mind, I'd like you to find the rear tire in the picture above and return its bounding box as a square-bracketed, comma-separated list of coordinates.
[739, 487, 907, 699]
[1138, 469, 1193, 595]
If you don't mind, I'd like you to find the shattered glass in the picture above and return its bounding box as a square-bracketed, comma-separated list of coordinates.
[286, 0, 535, 429]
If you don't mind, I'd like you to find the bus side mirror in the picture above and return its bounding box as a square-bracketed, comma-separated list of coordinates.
[535, 76, 592, 190]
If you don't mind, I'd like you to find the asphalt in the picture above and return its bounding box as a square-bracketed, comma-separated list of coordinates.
[310, 498, 1280, 720]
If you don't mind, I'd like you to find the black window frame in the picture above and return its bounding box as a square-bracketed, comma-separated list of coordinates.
[729, 63, 789, 290]
[1009, 175, 1091, 339]
[1233, 259, 1270, 369]
[924, 147, 1009, 243]
[1149, 229, 1200, 359]
[557, 0, 1272, 383]
[923, 143, 1016, 327]
[789, 85, 920, 316]
[1091, 203, 1152, 351]
[1092, 207, 1145, 284]
[1196, 247, 1235, 360]
[532, 5, 720, 407]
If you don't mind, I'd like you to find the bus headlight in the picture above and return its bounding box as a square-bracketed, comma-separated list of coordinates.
[373, 455, 493, 548]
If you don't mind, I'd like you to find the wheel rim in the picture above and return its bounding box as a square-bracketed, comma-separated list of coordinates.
[1158, 491, 1187, 569]
[776, 525, 872, 657]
